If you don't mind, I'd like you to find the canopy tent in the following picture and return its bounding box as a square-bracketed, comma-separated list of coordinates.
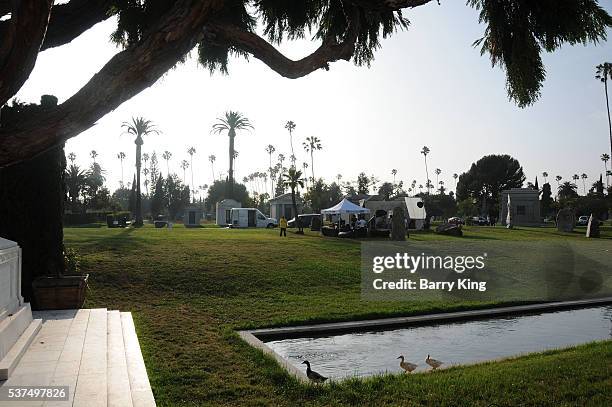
[404, 197, 426, 220]
[321, 198, 371, 215]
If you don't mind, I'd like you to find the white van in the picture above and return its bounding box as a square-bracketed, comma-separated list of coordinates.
[229, 208, 278, 228]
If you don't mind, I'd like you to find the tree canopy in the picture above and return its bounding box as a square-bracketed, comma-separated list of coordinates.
[1, 0, 611, 166]
[456, 154, 526, 216]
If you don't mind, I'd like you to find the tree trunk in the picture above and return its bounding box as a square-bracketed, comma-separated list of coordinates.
[0, 145, 65, 302]
[606, 80, 612, 160]
[134, 139, 143, 226]
[291, 186, 303, 233]
[310, 150, 315, 182]
[228, 131, 235, 199]
[424, 157, 430, 194]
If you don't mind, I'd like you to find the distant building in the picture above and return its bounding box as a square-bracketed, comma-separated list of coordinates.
[500, 188, 540, 226]
[183, 206, 203, 228]
[216, 199, 241, 226]
[269, 193, 303, 220]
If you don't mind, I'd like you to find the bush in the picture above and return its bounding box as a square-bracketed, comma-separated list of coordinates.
[63, 247, 82, 275]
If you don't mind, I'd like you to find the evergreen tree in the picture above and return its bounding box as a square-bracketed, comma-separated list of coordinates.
[150, 175, 166, 217]
[540, 183, 553, 217]
[128, 174, 137, 215]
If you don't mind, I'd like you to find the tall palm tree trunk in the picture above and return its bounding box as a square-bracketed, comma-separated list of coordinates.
[290, 186, 302, 233]
[190, 157, 194, 200]
[135, 140, 143, 226]
[424, 157, 430, 194]
[310, 150, 315, 182]
[228, 131, 235, 198]
[606, 79, 612, 158]
[269, 154, 274, 196]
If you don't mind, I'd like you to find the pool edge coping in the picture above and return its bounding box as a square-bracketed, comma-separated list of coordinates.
[238, 297, 612, 383]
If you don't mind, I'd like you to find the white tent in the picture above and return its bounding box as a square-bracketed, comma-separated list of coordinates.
[321, 199, 371, 215]
[404, 197, 426, 220]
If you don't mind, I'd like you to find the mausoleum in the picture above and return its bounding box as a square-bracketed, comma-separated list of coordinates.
[500, 188, 541, 227]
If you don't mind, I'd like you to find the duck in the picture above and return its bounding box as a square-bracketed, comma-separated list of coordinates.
[425, 354, 443, 370]
[397, 355, 417, 373]
[302, 360, 328, 383]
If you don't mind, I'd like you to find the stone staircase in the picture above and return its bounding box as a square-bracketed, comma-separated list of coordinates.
[0, 308, 155, 407]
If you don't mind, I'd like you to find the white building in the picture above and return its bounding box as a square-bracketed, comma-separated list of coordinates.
[500, 188, 541, 226]
[216, 199, 241, 226]
[269, 193, 303, 221]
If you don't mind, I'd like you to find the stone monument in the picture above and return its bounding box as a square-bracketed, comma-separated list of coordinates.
[436, 223, 463, 237]
[0, 237, 42, 379]
[586, 214, 600, 238]
[390, 207, 407, 241]
[506, 194, 513, 229]
[556, 208, 575, 232]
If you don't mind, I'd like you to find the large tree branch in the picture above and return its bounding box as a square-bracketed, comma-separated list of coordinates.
[0, 0, 53, 106]
[0, 0, 224, 168]
[205, 23, 358, 79]
[42, 0, 113, 50]
[349, 0, 434, 12]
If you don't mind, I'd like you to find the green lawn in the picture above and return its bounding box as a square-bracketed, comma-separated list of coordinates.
[64, 225, 612, 406]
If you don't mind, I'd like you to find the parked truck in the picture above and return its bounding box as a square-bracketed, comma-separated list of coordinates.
[229, 208, 278, 228]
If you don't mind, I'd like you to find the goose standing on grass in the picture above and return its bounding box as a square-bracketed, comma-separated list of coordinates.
[397, 355, 417, 373]
[301, 360, 328, 383]
[425, 354, 443, 370]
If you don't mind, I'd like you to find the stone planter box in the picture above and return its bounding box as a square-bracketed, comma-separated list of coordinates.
[32, 274, 88, 310]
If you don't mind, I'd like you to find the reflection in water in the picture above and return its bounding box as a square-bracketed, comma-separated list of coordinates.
[265, 306, 612, 379]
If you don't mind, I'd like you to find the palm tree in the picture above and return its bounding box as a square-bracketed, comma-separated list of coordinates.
[453, 173, 458, 190]
[265, 144, 276, 194]
[278, 154, 285, 168]
[143, 168, 150, 196]
[542, 171, 548, 184]
[558, 181, 578, 199]
[121, 116, 159, 226]
[336, 174, 342, 184]
[282, 167, 305, 233]
[65, 164, 87, 209]
[555, 175, 562, 188]
[391, 169, 397, 185]
[212, 111, 253, 199]
[595, 63, 612, 159]
[302, 136, 322, 182]
[580, 173, 588, 195]
[435, 168, 441, 189]
[162, 150, 172, 175]
[208, 154, 216, 180]
[420, 146, 431, 194]
[90, 150, 98, 164]
[68, 152, 76, 164]
[285, 120, 296, 166]
[602, 153, 610, 187]
[180, 160, 189, 184]
[187, 146, 196, 192]
[302, 162, 309, 189]
[117, 152, 126, 186]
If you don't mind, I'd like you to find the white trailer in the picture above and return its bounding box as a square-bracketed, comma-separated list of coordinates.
[229, 208, 278, 228]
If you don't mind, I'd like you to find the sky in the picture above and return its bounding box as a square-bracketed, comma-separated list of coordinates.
[14, 1, 612, 196]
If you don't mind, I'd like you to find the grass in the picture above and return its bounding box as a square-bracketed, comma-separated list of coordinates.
[64, 225, 612, 406]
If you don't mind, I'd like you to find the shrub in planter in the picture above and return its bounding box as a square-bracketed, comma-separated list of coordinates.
[32, 247, 89, 310]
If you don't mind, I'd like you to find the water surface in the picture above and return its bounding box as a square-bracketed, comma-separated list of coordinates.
[265, 306, 612, 379]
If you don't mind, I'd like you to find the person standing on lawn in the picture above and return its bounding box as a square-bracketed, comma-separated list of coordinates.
[279, 216, 288, 237]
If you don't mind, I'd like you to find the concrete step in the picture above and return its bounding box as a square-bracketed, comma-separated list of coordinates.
[107, 310, 133, 407]
[121, 312, 155, 407]
[0, 318, 42, 380]
[73, 308, 108, 407]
